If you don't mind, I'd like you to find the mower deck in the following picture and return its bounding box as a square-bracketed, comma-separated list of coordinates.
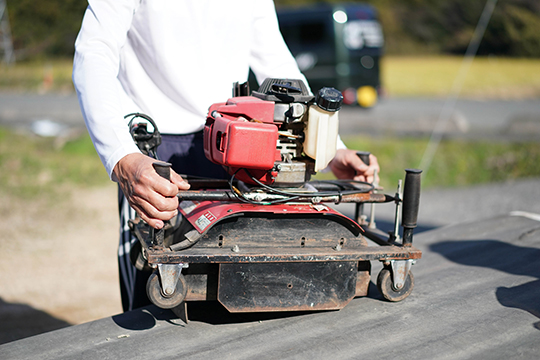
[137, 196, 421, 315]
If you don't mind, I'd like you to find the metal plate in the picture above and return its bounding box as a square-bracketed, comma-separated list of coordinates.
[218, 261, 358, 312]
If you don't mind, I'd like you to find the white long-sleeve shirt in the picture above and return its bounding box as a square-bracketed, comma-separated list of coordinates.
[73, 0, 309, 178]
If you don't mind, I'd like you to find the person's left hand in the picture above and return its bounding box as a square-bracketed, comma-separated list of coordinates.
[328, 149, 380, 183]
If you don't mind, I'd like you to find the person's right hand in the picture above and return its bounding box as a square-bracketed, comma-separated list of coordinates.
[113, 153, 190, 229]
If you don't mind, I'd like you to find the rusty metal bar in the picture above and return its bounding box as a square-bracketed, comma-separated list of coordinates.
[176, 190, 394, 204]
[183, 178, 231, 190]
[361, 228, 396, 246]
[146, 245, 422, 264]
[177, 190, 238, 201]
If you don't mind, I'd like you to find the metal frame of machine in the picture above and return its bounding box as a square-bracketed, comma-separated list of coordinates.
[128, 79, 422, 320]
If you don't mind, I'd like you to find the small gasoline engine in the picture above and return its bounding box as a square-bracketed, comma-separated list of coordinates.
[129, 79, 422, 321]
[204, 79, 341, 186]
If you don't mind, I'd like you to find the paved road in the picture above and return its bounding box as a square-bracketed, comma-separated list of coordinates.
[1, 93, 540, 140]
[1, 178, 539, 359]
[1, 214, 539, 359]
[339, 97, 540, 141]
[0, 93, 83, 130]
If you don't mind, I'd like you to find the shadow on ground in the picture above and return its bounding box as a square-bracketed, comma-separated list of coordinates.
[431, 239, 540, 329]
[367, 218, 436, 236]
[113, 280, 387, 331]
[0, 297, 71, 345]
[113, 302, 323, 330]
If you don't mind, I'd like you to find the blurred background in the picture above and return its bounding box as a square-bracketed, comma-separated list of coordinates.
[0, 0, 539, 345]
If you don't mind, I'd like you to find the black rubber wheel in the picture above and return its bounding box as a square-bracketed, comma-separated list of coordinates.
[377, 268, 414, 302]
[146, 271, 187, 309]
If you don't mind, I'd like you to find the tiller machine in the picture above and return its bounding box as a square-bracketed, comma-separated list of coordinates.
[129, 79, 422, 319]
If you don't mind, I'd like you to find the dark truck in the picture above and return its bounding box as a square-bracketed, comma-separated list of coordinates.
[276, 3, 384, 107]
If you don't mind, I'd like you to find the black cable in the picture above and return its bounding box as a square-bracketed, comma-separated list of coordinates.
[309, 179, 373, 192]
[125, 112, 161, 160]
[245, 169, 373, 198]
[336, 188, 343, 204]
[228, 169, 302, 205]
[225, 168, 374, 205]
[228, 169, 253, 204]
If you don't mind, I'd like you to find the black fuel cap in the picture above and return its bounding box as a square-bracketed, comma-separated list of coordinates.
[315, 87, 343, 112]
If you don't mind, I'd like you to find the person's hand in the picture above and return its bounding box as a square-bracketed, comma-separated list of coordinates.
[328, 149, 380, 183]
[113, 153, 190, 229]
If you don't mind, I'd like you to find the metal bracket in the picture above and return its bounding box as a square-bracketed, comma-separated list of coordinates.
[157, 263, 184, 297]
[390, 259, 413, 290]
[368, 169, 379, 229]
[391, 179, 403, 242]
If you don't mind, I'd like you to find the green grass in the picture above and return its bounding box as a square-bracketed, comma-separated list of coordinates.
[383, 56, 540, 99]
[0, 127, 109, 199]
[0, 59, 75, 93]
[314, 136, 540, 190]
[1, 127, 538, 200]
[2, 56, 540, 99]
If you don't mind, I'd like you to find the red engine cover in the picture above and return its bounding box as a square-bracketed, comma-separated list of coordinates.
[204, 97, 279, 171]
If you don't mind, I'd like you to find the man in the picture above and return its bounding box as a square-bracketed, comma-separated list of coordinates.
[73, 0, 379, 311]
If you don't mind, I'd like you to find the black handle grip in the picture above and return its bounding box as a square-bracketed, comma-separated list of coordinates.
[402, 168, 422, 228]
[153, 161, 172, 181]
[356, 151, 371, 166]
[354, 151, 371, 224]
[151, 161, 172, 245]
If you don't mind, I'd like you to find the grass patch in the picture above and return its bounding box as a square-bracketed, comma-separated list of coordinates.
[382, 56, 540, 99]
[0, 127, 109, 199]
[2, 56, 540, 100]
[315, 136, 540, 190]
[1, 127, 538, 199]
[0, 59, 75, 93]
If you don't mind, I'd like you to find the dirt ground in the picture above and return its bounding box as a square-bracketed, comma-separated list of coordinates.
[0, 184, 123, 345]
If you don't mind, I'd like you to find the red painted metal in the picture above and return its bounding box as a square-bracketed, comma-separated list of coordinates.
[179, 200, 353, 234]
[212, 96, 275, 123]
[204, 96, 280, 180]
[206, 117, 278, 169]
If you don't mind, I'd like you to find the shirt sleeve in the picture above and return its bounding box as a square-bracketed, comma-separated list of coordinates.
[249, 1, 347, 150]
[248, 0, 310, 90]
[72, 0, 142, 179]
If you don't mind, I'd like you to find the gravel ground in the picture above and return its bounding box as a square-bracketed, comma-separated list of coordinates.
[0, 185, 122, 344]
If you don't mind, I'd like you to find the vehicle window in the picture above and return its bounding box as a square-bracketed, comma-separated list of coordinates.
[343, 20, 384, 50]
